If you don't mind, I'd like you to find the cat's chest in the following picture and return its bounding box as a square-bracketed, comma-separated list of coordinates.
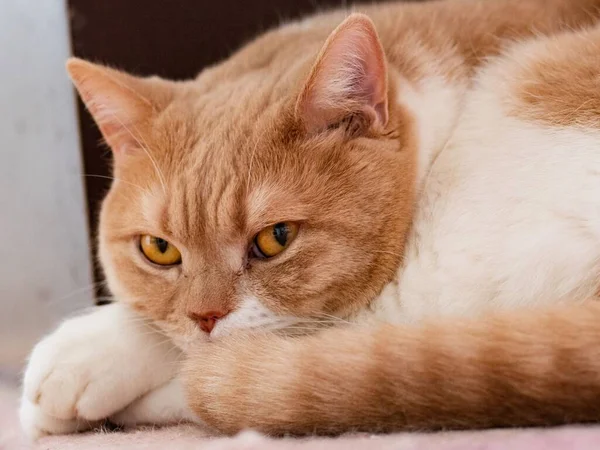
[366, 117, 600, 325]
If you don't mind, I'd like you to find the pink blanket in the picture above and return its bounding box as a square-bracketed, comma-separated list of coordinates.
[3, 383, 600, 449]
[27, 426, 600, 450]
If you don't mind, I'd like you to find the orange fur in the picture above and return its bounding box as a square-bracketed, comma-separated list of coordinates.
[512, 27, 600, 127]
[66, 0, 600, 436]
[184, 301, 600, 435]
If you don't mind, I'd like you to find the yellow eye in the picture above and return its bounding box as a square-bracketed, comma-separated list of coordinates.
[139, 235, 182, 266]
[253, 222, 299, 258]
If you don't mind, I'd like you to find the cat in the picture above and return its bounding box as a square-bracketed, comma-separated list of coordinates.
[187, 20, 600, 434]
[19, 0, 600, 439]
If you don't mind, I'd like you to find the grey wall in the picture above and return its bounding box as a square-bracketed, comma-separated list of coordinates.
[0, 0, 94, 371]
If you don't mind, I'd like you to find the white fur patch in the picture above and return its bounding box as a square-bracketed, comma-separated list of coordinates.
[111, 377, 201, 427]
[392, 58, 600, 323]
[20, 303, 182, 438]
[350, 280, 403, 325]
[397, 75, 466, 186]
[211, 295, 297, 339]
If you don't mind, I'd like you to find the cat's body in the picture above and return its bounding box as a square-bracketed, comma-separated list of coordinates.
[375, 28, 600, 325]
[19, 0, 600, 439]
[188, 24, 600, 434]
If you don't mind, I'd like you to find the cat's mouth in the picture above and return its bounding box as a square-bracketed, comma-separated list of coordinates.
[156, 313, 338, 352]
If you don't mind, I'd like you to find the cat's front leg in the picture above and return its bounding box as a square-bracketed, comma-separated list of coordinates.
[20, 302, 181, 439]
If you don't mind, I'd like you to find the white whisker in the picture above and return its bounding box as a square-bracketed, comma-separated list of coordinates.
[44, 281, 108, 307]
[82, 174, 155, 197]
[131, 121, 168, 196]
[110, 112, 168, 196]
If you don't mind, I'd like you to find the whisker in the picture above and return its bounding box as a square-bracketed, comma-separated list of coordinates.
[310, 312, 352, 324]
[102, 110, 167, 196]
[81, 174, 154, 197]
[130, 121, 169, 196]
[143, 336, 181, 355]
[245, 129, 265, 193]
[44, 281, 108, 307]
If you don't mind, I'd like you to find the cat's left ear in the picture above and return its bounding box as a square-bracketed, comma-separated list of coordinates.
[296, 14, 389, 135]
[67, 58, 175, 156]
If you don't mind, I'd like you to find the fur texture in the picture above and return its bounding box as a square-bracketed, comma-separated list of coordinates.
[186, 302, 600, 434]
[19, 0, 600, 439]
[185, 22, 600, 434]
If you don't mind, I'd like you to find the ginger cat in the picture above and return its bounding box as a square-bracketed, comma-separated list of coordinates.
[19, 0, 600, 438]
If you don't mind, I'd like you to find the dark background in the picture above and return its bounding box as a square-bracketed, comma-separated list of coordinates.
[67, 0, 400, 301]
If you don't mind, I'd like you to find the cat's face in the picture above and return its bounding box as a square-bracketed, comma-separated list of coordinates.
[69, 15, 417, 349]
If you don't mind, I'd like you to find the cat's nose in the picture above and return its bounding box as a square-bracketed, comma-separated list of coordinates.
[188, 310, 229, 334]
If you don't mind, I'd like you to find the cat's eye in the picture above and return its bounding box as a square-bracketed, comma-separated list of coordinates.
[252, 222, 299, 258]
[139, 235, 182, 266]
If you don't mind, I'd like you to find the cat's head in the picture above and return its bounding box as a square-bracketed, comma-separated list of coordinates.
[68, 15, 417, 349]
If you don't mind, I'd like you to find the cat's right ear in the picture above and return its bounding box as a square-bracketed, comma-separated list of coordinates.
[66, 58, 174, 156]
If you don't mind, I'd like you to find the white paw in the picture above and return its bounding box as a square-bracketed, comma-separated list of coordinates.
[20, 303, 181, 439]
[111, 377, 201, 428]
[19, 394, 100, 440]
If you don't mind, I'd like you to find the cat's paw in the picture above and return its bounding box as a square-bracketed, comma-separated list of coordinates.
[19, 394, 100, 440]
[20, 303, 181, 440]
[19, 312, 118, 438]
[110, 377, 201, 428]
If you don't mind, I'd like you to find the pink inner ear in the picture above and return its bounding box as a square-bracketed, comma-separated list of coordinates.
[91, 105, 141, 156]
[80, 91, 140, 154]
[67, 59, 156, 157]
[92, 104, 141, 155]
[297, 14, 389, 133]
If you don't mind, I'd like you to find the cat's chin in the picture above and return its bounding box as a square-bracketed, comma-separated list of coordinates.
[155, 313, 306, 353]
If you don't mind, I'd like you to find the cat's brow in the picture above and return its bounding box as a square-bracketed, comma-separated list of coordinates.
[111, 111, 168, 195]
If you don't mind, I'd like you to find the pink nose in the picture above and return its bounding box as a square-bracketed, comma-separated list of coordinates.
[188, 310, 229, 334]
